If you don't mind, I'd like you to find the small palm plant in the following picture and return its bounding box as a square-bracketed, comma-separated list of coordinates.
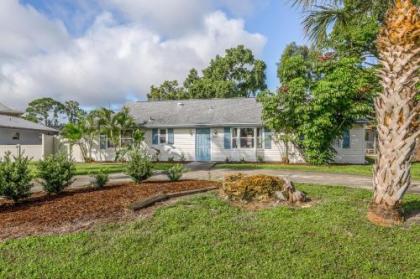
[166, 164, 186, 182]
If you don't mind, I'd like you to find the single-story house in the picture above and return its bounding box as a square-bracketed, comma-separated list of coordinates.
[0, 102, 58, 160]
[76, 98, 367, 164]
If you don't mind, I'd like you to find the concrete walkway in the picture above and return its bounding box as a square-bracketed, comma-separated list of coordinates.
[32, 168, 420, 194]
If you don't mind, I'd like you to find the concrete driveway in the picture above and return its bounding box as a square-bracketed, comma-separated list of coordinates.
[31, 168, 420, 194]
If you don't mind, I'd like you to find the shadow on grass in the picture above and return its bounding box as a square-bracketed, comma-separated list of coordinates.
[403, 200, 420, 218]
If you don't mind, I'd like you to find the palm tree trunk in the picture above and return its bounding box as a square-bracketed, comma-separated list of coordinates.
[368, 0, 419, 226]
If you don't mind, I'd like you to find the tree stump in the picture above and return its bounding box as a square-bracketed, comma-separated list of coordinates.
[282, 179, 307, 204]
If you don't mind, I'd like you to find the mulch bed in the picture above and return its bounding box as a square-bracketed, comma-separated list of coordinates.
[0, 180, 220, 240]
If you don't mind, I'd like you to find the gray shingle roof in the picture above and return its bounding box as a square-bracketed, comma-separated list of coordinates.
[0, 102, 23, 116]
[0, 114, 58, 133]
[126, 98, 263, 128]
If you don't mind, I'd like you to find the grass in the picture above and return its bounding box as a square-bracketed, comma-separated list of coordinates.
[29, 162, 176, 176]
[0, 184, 419, 278]
[216, 162, 420, 180]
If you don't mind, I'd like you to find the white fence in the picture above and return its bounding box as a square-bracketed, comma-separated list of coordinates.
[0, 134, 57, 161]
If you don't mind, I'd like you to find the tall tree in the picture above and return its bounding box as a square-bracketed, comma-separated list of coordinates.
[147, 80, 187, 101]
[24, 98, 65, 127]
[261, 44, 311, 163]
[199, 45, 267, 98]
[63, 101, 85, 124]
[262, 43, 376, 164]
[369, 1, 419, 226]
[147, 45, 267, 100]
[293, 0, 419, 225]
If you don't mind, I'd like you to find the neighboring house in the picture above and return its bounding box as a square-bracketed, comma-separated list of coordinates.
[0, 102, 58, 160]
[77, 98, 367, 164]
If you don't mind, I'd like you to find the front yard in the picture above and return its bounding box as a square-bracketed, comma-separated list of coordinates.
[1, 184, 419, 278]
[216, 162, 420, 180]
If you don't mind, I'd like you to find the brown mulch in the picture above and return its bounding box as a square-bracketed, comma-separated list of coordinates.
[0, 180, 220, 240]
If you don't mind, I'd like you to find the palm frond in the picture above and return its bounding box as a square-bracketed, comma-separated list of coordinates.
[302, 4, 348, 46]
[290, 0, 343, 9]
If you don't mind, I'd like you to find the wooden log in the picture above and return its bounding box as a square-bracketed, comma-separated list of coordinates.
[129, 186, 218, 211]
[129, 193, 169, 211]
[166, 186, 219, 198]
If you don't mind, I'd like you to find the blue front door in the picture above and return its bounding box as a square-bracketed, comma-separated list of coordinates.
[195, 128, 211, 161]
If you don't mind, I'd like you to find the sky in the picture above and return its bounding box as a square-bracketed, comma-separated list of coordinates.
[0, 0, 307, 110]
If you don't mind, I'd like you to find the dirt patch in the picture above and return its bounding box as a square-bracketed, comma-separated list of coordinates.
[0, 180, 220, 241]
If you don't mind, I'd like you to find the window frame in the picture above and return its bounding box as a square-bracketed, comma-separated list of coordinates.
[229, 127, 271, 150]
[153, 129, 169, 145]
[336, 129, 351, 149]
[230, 128, 259, 149]
[99, 134, 115, 150]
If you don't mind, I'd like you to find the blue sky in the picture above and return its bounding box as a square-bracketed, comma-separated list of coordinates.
[1, 0, 308, 108]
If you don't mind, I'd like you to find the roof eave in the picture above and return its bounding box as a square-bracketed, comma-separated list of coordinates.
[0, 125, 59, 134]
[140, 123, 264, 128]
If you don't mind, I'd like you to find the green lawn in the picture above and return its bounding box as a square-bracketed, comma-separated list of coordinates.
[30, 162, 176, 176]
[1, 185, 419, 278]
[216, 162, 420, 180]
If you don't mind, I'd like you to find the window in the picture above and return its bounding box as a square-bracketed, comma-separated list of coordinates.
[99, 134, 114, 150]
[121, 130, 134, 147]
[231, 128, 255, 149]
[99, 134, 107, 150]
[342, 129, 350, 149]
[257, 128, 263, 148]
[336, 129, 351, 149]
[159, 129, 167, 144]
[240, 128, 255, 148]
[232, 128, 238, 148]
[12, 132, 20, 140]
[152, 129, 174, 145]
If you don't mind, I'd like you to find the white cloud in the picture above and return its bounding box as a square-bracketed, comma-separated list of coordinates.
[103, 0, 212, 36]
[0, 0, 70, 63]
[102, 0, 268, 36]
[0, 4, 266, 109]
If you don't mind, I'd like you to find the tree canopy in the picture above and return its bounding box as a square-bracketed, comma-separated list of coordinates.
[262, 43, 378, 164]
[148, 45, 267, 100]
[24, 98, 65, 127]
[24, 98, 85, 128]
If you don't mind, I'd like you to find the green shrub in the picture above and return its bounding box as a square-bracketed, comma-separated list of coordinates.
[126, 149, 153, 183]
[0, 152, 33, 202]
[38, 153, 75, 194]
[166, 164, 185, 182]
[92, 170, 109, 188]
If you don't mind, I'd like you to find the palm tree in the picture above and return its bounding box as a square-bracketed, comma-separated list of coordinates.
[61, 123, 83, 160]
[369, 1, 419, 226]
[79, 111, 100, 161]
[97, 107, 136, 161]
[293, 0, 419, 225]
